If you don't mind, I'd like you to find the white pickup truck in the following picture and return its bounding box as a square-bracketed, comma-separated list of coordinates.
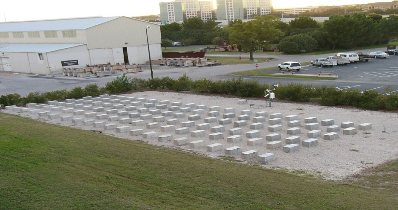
[327, 56, 350, 65]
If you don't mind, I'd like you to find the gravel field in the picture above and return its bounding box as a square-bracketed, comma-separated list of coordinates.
[4, 91, 398, 180]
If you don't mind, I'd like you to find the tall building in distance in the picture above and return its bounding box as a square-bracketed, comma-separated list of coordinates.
[159, 0, 273, 24]
[216, 0, 272, 21]
[159, 1, 184, 24]
[160, 0, 214, 24]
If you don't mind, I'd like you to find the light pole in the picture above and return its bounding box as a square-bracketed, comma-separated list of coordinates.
[145, 25, 154, 79]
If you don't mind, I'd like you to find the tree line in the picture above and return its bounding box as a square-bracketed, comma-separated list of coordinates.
[161, 14, 398, 55]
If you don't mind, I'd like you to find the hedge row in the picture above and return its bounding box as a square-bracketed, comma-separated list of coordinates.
[1, 75, 397, 111]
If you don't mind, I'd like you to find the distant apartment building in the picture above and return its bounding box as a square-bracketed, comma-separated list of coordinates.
[216, 0, 272, 21]
[160, 0, 214, 24]
[274, 7, 313, 15]
[359, 0, 398, 11]
[199, 1, 215, 21]
[160, 1, 184, 24]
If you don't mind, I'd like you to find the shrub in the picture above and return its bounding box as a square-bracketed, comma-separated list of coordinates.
[105, 75, 132, 94]
[0, 93, 22, 106]
[43, 90, 69, 101]
[84, 84, 102, 97]
[278, 34, 318, 54]
[23, 92, 47, 105]
[173, 74, 192, 91]
[68, 87, 86, 99]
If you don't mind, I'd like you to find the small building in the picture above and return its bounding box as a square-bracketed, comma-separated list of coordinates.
[0, 16, 162, 74]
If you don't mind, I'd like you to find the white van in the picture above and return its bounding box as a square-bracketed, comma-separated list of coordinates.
[336, 52, 359, 63]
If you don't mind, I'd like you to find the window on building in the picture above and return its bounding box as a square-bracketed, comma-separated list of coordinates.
[28, 31, 40, 38]
[12, 32, 24, 38]
[62, 30, 76, 38]
[0, 32, 9, 38]
[38, 53, 44, 60]
[44, 31, 58, 38]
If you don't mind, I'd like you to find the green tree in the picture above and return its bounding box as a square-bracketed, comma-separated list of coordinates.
[278, 34, 318, 54]
[160, 23, 182, 42]
[229, 16, 283, 60]
[288, 16, 319, 35]
[161, 39, 173, 49]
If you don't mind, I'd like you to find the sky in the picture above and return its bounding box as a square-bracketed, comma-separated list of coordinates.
[0, 0, 394, 22]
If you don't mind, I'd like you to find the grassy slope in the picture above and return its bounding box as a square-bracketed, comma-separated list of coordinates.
[0, 113, 397, 209]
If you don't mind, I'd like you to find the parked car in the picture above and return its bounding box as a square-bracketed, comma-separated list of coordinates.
[327, 56, 350, 65]
[336, 52, 360, 63]
[278, 61, 301, 71]
[357, 52, 371, 62]
[369, 51, 389, 58]
[386, 49, 398, 55]
[311, 58, 333, 67]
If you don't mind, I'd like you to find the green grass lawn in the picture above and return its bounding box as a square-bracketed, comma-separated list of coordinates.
[0, 113, 397, 209]
[206, 56, 272, 65]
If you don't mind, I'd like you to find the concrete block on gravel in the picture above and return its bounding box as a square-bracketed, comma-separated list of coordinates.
[209, 132, 224, 140]
[156, 104, 168, 110]
[173, 137, 188, 146]
[268, 124, 282, 132]
[255, 111, 268, 117]
[238, 115, 250, 121]
[229, 128, 242, 135]
[307, 130, 321, 138]
[287, 127, 301, 135]
[247, 138, 265, 146]
[269, 113, 282, 119]
[223, 113, 236, 119]
[83, 119, 94, 126]
[182, 121, 195, 127]
[288, 120, 300, 127]
[168, 106, 180, 111]
[219, 118, 232, 125]
[343, 127, 357, 135]
[116, 126, 130, 133]
[196, 123, 210, 130]
[207, 143, 223, 152]
[191, 130, 206, 137]
[173, 112, 185, 119]
[152, 116, 165, 122]
[125, 106, 137, 111]
[304, 117, 317, 123]
[129, 112, 140, 118]
[266, 133, 281, 141]
[189, 140, 204, 149]
[209, 106, 220, 111]
[140, 114, 152, 120]
[149, 109, 161, 115]
[146, 122, 159, 129]
[161, 125, 175, 132]
[142, 131, 157, 139]
[108, 116, 119, 122]
[327, 125, 340, 132]
[250, 123, 264, 130]
[167, 119, 179, 125]
[117, 111, 129, 116]
[242, 150, 258, 160]
[188, 114, 201, 121]
[161, 111, 174, 117]
[210, 125, 225, 133]
[227, 135, 242, 143]
[302, 138, 318, 147]
[323, 132, 339, 140]
[224, 107, 235, 114]
[106, 109, 118, 115]
[207, 111, 219, 117]
[252, 116, 266, 123]
[225, 146, 241, 156]
[359, 123, 372, 130]
[204, 117, 218, 123]
[72, 117, 84, 125]
[285, 115, 298, 121]
[246, 130, 260, 138]
[266, 141, 283, 149]
[105, 123, 116, 130]
[197, 105, 207, 110]
[144, 103, 155, 108]
[171, 102, 182, 107]
[158, 134, 172, 142]
[131, 120, 145, 126]
[234, 120, 248, 128]
[341, 122, 355, 128]
[283, 144, 299, 153]
[258, 153, 275, 164]
[269, 118, 282, 125]
[241, 110, 252, 116]
[175, 127, 190, 135]
[286, 136, 300, 144]
[305, 123, 319, 130]
[321, 119, 335, 126]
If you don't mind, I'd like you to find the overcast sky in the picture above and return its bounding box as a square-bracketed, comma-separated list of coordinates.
[0, 0, 393, 22]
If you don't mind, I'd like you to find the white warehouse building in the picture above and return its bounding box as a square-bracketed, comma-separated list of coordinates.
[0, 16, 162, 74]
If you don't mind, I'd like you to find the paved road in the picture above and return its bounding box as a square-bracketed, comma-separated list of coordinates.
[1, 48, 397, 96]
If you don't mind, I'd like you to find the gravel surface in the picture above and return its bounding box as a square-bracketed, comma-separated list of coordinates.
[4, 91, 398, 180]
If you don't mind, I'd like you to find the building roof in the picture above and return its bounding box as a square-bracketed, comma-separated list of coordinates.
[0, 43, 85, 53]
[0, 17, 119, 32]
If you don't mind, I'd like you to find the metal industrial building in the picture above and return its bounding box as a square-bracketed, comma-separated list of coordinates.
[0, 16, 162, 74]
